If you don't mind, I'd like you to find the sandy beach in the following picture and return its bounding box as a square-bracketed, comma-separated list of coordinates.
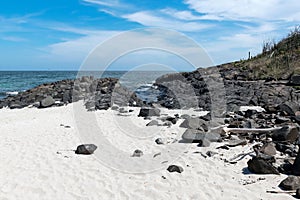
[0, 103, 294, 200]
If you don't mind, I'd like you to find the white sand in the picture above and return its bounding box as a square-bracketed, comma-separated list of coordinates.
[0, 103, 294, 200]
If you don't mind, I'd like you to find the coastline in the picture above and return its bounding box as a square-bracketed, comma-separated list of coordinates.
[0, 103, 293, 199]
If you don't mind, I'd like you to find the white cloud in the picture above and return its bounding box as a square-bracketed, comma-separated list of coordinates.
[42, 28, 215, 69]
[82, 0, 119, 7]
[41, 30, 119, 66]
[160, 8, 222, 21]
[82, 0, 131, 9]
[123, 11, 212, 32]
[184, 0, 300, 22]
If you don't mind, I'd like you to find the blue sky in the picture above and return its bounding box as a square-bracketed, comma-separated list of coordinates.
[0, 0, 299, 71]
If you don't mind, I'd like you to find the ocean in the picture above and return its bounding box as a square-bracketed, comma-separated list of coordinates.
[0, 71, 172, 102]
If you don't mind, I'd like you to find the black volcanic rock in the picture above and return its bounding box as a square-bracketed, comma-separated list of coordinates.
[167, 165, 183, 173]
[0, 77, 144, 110]
[247, 156, 279, 175]
[153, 68, 300, 113]
[279, 176, 300, 190]
[75, 144, 97, 155]
[138, 108, 160, 117]
[40, 96, 55, 108]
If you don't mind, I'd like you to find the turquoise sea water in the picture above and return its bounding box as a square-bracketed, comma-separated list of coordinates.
[0, 71, 172, 102]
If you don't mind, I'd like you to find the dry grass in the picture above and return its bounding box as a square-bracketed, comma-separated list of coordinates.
[219, 26, 300, 80]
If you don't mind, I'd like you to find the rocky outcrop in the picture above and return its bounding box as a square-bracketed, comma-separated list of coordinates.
[0, 76, 144, 110]
[154, 67, 300, 114]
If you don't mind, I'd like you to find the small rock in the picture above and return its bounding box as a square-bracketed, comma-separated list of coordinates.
[111, 106, 119, 110]
[40, 96, 55, 108]
[132, 149, 143, 157]
[167, 165, 183, 173]
[200, 113, 211, 121]
[146, 120, 159, 126]
[163, 121, 172, 127]
[32, 102, 40, 108]
[197, 139, 211, 147]
[279, 176, 300, 190]
[244, 109, 257, 118]
[206, 151, 218, 157]
[9, 103, 24, 109]
[166, 116, 177, 124]
[75, 144, 97, 155]
[259, 142, 277, 156]
[289, 75, 300, 85]
[138, 108, 160, 117]
[119, 108, 128, 113]
[155, 138, 164, 145]
[180, 114, 190, 119]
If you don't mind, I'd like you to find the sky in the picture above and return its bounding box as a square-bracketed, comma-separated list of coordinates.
[0, 0, 300, 71]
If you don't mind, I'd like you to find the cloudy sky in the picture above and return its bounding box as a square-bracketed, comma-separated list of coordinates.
[0, 0, 299, 71]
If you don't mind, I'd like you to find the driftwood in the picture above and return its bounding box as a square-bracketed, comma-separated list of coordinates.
[266, 190, 296, 194]
[223, 127, 283, 134]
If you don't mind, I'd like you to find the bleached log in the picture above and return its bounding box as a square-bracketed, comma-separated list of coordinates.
[223, 127, 283, 134]
[266, 190, 296, 194]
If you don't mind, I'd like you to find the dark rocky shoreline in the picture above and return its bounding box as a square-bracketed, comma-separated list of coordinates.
[0, 76, 144, 110]
[154, 67, 300, 113]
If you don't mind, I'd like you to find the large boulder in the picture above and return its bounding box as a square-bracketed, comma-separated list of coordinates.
[277, 102, 299, 116]
[279, 176, 300, 190]
[182, 129, 220, 143]
[272, 126, 299, 143]
[138, 108, 160, 117]
[40, 96, 55, 108]
[247, 157, 279, 174]
[179, 118, 208, 131]
[75, 144, 97, 155]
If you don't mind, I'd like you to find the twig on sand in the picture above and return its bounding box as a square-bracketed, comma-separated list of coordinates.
[266, 190, 296, 194]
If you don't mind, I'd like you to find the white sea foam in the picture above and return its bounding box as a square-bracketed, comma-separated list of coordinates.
[6, 91, 19, 96]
